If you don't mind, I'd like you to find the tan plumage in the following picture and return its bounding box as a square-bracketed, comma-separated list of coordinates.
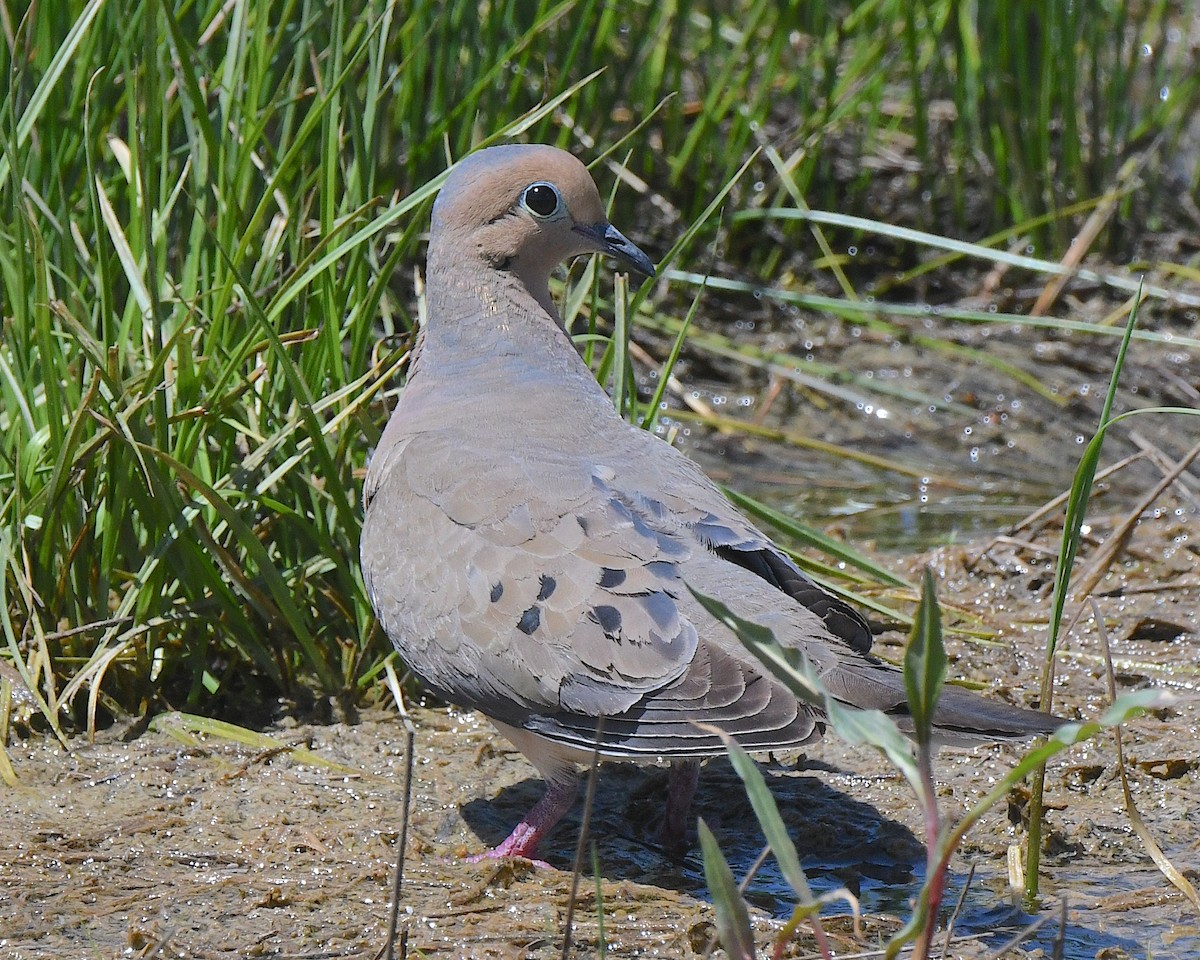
[361, 144, 1054, 862]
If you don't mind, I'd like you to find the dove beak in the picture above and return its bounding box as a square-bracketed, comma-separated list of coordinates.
[576, 222, 657, 279]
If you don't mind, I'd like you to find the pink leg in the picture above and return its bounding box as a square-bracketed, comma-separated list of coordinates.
[660, 759, 700, 856]
[468, 775, 579, 866]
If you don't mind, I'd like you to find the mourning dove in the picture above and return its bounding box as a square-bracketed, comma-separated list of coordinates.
[361, 143, 1055, 863]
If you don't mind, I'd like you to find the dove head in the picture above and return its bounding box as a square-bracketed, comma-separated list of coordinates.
[429, 144, 654, 314]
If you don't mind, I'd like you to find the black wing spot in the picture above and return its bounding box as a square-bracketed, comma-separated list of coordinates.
[490, 582, 504, 603]
[517, 605, 541, 635]
[591, 604, 622, 636]
[599, 567, 626, 588]
[537, 575, 557, 601]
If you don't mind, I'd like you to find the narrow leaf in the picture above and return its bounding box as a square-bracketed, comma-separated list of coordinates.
[0, 0, 109, 186]
[688, 587, 824, 707]
[149, 712, 363, 775]
[689, 586, 921, 790]
[903, 568, 946, 746]
[94, 176, 152, 317]
[723, 487, 912, 589]
[698, 818, 756, 960]
[697, 724, 815, 903]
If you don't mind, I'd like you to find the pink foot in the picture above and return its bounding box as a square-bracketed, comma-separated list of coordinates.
[467, 775, 579, 867]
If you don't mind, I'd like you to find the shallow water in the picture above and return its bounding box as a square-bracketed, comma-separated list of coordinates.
[667, 293, 1197, 554]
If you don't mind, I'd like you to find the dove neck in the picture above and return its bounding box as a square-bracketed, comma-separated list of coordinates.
[406, 259, 613, 411]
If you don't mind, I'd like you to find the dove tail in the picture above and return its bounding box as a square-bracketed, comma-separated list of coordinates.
[906, 682, 1059, 747]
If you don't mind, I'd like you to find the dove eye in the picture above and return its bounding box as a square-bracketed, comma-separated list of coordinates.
[521, 182, 562, 218]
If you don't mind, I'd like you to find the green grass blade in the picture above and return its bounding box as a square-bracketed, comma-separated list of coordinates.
[903, 568, 946, 747]
[639, 275, 707, 432]
[723, 487, 913, 590]
[1026, 287, 1144, 902]
[699, 724, 816, 904]
[690, 585, 922, 793]
[132, 442, 338, 691]
[0, 0, 108, 188]
[697, 817, 756, 960]
[737, 208, 1200, 308]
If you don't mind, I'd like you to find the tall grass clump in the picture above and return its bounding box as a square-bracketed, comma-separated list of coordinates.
[1, 0, 425, 723]
[939, 0, 1198, 251]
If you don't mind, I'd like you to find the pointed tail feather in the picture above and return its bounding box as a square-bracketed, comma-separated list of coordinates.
[907, 682, 1060, 747]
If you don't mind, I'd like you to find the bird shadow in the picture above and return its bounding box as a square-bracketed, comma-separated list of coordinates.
[461, 754, 922, 906]
[459, 758, 1144, 958]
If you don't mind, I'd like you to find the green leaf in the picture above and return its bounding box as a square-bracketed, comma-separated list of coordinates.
[1028, 287, 1143, 900]
[0, 0, 108, 187]
[689, 586, 922, 792]
[698, 724, 815, 904]
[733, 208, 1198, 310]
[823, 699, 922, 793]
[698, 818, 756, 960]
[723, 487, 912, 590]
[903, 568, 947, 747]
[688, 587, 825, 708]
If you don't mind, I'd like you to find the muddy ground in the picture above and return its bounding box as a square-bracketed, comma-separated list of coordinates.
[3, 487, 1198, 959]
